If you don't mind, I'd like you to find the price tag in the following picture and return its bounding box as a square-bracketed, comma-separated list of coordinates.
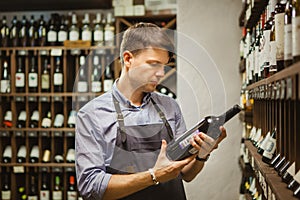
[71, 49, 81, 55]
[13, 166, 25, 173]
[66, 131, 75, 137]
[15, 96, 25, 102]
[40, 131, 50, 137]
[40, 96, 50, 102]
[65, 166, 75, 172]
[53, 96, 63, 102]
[39, 50, 48, 55]
[14, 130, 24, 137]
[51, 48, 63, 56]
[54, 131, 63, 137]
[28, 131, 37, 137]
[18, 50, 28, 56]
[28, 96, 38, 102]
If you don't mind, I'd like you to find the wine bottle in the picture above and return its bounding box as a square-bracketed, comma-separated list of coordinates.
[93, 13, 104, 46]
[28, 15, 37, 47]
[42, 149, 51, 163]
[54, 154, 64, 163]
[58, 16, 68, 46]
[28, 175, 38, 200]
[41, 58, 50, 93]
[3, 110, 12, 128]
[257, 131, 271, 155]
[69, 13, 79, 41]
[53, 57, 63, 92]
[1, 173, 11, 200]
[17, 110, 26, 128]
[2, 145, 12, 163]
[275, 0, 286, 71]
[77, 55, 88, 92]
[1, 60, 10, 93]
[29, 145, 39, 163]
[103, 55, 114, 92]
[283, 162, 295, 183]
[18, 186, 26, 200]
[91, 55, 102, 93]
[262, 128, 277, 164]
[66, 148, 75, 163]
[28, 56, 38, 93]
[67, 175, 77, 200]
[81, 13, 92, 42]
[284, 0, 293, 67]
[0, 16, 10, 47]
[41, 111, 52, 128]
[67, 110, 76, 128]
[37, 15, 47, 46]
[47, 16, 57, 46]
[104, 12, 115, 46]
[30, 110, 39, 128]
[40, 173, 50, 200]
[19, 15, 28, 47]
[9, 16, 19, 47]
[53, 175, 63, 200]
[17, 145, 26, 163]
[15, 57, 25, 93]
[53, 113, 64, 128]
[166, 104, 242, 161]
[292, 0, 300, 63]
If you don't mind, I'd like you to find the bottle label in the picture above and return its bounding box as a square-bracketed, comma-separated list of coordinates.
[91, 81, 102, 92]
[41, 74, 50, 89]
[104, 79, 113, 92]
[269, 41, 277, 70]
[262, 137, 276, 159]
[94, 30, 103, 42]
[15, 72, 25, 87]
[275, 13, 285, 60]
[82, 30, 92, 41]
[78, 81, 88, 92]
[58, 31, 67, 42]
[47, 30, 57, 42]
[67, 191, 78, 200]
[52, 191, 62, 200]
[292, 16, 300, 57]
[1, 191, 11, 200]
[40, 190, 50, 200]
[263, 30, 271, 65]
[284, 24, 292, 61]
[28, 196, 38, 200]
[69, 31, 79, 41]
[54, 73, 63, 85]
[28, 73, 38, 87]
[0, 80, 10, 93]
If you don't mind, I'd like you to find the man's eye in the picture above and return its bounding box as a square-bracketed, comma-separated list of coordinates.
[150, 63, 162, 67]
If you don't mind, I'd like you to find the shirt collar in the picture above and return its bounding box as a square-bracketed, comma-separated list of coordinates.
[112, 79, 152, 109]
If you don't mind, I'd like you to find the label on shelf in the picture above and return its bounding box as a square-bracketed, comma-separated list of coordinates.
[51, 49, 62, 56]
[13, 166, 25, 173]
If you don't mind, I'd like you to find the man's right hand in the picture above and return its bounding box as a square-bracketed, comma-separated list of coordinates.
[153, 140, 196, 183]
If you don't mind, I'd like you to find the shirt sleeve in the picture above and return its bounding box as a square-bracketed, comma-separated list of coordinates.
[75, 108, 112, 200]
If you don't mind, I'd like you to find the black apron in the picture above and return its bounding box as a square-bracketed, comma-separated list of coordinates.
[106, 94, 186, 200]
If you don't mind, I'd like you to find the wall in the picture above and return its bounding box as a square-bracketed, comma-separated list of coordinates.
[177, 0, 243, 199]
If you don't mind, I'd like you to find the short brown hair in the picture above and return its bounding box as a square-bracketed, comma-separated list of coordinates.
[119, 22, 174, 64]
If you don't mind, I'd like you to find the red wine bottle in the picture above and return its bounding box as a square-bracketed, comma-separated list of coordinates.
[166, 104, 242, 161]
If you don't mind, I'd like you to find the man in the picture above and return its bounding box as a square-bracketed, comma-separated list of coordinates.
[75, 22, 226, 200]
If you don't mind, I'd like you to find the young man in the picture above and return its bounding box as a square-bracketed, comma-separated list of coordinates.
[75, 22, 226, 200]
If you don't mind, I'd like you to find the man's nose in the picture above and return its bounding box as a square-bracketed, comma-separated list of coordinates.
[155, 66, 165, 77]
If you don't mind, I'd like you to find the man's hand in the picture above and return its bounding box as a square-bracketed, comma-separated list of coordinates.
[191, 126, 227, 159]
[152, 140, 195, 183]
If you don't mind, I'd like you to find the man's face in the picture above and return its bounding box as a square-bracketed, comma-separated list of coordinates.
[127, 48, 170, 93]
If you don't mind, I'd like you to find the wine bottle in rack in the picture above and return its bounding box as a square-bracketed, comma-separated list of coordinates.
[42, 149, 51, 163]
[47, 16, 58, 46]
[28, 175, 38, 200]
[292, 0, 300, 63]
[53, 175, 63, 200]
[40, 173, 50, 200]
[30, 110, 39, 128]
[58, 16, 68, 46]
[53, 113, 64, 128]
[54, 56, 64, 93]
[69, 13, 79, 41]
[17, 145, 26, 163]
[41, 111, 52, 128]
[41, 58, 50, 93]
[91, 55, 102, 93]
[28, 56, 38, 93]
[104, 12, 115, 46]
[93, 13, 104, 46]
[1, 173, 11, 200]
[3, 110, 12, 128]
[2, 145, 12, 163]
[1, 60, 10, 94]
[262, 128, 277, 164]
[0, 16, 10, 47]
[81, 13, 92, 42]
[28, 15, 37, 47]
[104, 55, 114, 92]
[29, 145, 39, 163]
[17, 110, 26, 128]
[18, 185, 26, 200]
[15, 57, 25, 93]
[284, 0, 293, 67]
[77, 55, 88, 93]
[67, 175, 77, 200]
[67, 110, 77, 128]
[66, 148, 75, 163]
[19, 15, 28, 47]
[9, 16, 19, 47]
[37, 15, 47, 46]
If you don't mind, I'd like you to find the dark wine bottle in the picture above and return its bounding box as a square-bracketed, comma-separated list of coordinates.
[166, 104, 242, 161]
[15, 57, 25, 93]
[1, 173, 11, 200]
[17, 110, 26, 128]
[2, 145, 12, 163]
[37, 15, 47, 46]
[28, 15, 37, 47]
[40, 173, 50, 200]
[103, 55, 114, 92]
[17, 145, 26, 163]
[53, 57, 63, 92]
[0, 16, 10, 47]
[9, 16, 19, 47]
[77, 55, 88, 93]
[262, 128, 277, 164]
[3, 110, 12, 128]
[57, 16, 68, 46]
[53, 175, 63, 200]
[69, 13, 79, 41]
[67, 175, 77, 200]
[19, 15, 28, 47]
[91, 55, 102, 93]
[28, 56, 38, 93]
[30, 110, 39, 128]
[284, 0, 293, 67]
[28, 175, 38, 200]
[93, 13, 104, 46]
[41, 58, 50, 93]
[1, 60, 10, 93]
[47, 16, 57, 46]
[29, 145, 39, 163]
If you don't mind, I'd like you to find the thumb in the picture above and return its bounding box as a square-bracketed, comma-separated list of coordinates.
[159, 139, 167, 154]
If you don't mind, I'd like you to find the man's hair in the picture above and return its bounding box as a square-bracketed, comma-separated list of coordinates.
[119, 22, 174, 64]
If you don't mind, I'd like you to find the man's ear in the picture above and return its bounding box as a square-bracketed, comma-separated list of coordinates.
[123, 51, 133, 69]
